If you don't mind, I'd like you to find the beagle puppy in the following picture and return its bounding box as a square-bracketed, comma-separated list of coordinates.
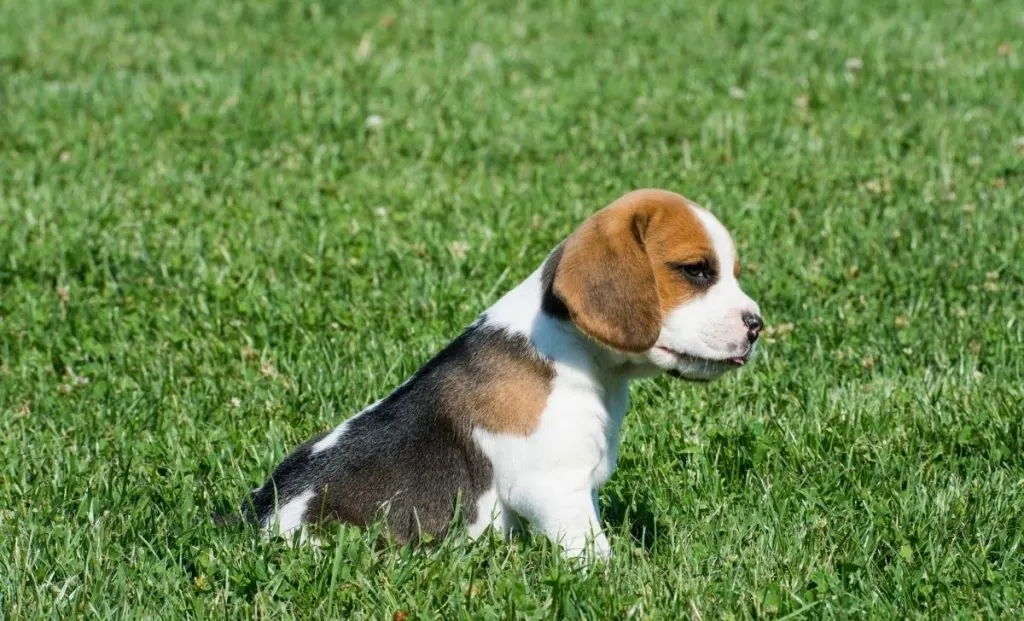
[245, 189, 762, 558]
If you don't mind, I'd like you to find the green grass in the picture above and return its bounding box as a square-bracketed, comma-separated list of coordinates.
[1, 0, 1022, 617]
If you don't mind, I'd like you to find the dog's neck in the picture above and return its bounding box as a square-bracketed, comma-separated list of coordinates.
[481, 265, 656, 395]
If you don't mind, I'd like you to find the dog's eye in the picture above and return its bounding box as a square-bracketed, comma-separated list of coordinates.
[674, 261, 715, 285]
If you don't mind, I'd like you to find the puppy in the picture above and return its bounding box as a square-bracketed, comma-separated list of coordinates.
[244, 189, 761, 558]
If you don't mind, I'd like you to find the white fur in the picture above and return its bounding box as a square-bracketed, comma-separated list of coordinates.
[467, 487, 513, 539]
[264, 488, 315, 535]
[311, 420, 353, 455]
[310, 398, 382, 455]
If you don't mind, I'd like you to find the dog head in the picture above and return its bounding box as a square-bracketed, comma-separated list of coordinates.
[548, 189, 761, 381]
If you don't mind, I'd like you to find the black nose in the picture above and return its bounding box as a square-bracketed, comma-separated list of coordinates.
[742, 312, 763, 342]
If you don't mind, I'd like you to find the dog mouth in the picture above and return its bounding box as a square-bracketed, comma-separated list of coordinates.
[657, 345, 751, 372]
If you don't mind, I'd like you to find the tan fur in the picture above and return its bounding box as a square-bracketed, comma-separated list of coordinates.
[468, 356, 553, 435]
[552, 189, 716, 353]
[441, 332, 555, 436]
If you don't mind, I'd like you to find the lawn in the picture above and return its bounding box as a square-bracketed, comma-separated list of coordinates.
[1, 0, 1022, 617]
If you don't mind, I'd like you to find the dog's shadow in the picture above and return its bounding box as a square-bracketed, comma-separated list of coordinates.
[600, 488, 665, 552]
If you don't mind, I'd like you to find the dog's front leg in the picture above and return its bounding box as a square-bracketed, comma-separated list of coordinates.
[527, 489, 610, 560]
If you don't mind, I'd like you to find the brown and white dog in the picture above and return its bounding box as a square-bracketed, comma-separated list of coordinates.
[245, 189, 762, 558]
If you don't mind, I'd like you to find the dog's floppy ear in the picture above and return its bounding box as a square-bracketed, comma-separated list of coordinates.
[551, 202, 661, 353]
